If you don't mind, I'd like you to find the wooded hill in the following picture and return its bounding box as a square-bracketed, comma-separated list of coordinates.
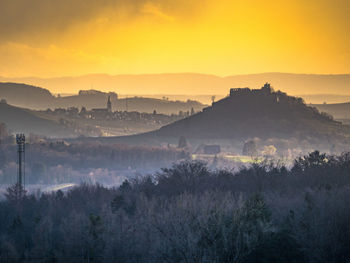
[153, 84, 347, 140]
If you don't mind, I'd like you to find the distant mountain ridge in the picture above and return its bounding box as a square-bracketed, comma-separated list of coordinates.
[1, 72, 350, 98]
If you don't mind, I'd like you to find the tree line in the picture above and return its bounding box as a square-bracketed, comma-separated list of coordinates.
[1, 151, 350, 262]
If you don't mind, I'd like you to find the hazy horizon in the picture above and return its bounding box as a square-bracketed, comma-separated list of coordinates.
[3, 71, 350, 79]
[2, 72, 350, 104]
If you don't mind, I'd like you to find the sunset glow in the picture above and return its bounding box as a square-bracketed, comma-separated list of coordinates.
[0, 0, 349, 79]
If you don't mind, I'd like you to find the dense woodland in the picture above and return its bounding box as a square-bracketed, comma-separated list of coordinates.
[0, 138, 188, 184]
[1, 151, 350, 262]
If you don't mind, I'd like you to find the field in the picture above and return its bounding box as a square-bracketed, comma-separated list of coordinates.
[192, 153, 257, 163]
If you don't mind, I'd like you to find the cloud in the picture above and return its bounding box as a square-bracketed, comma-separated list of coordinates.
[142, 3, 175, 22]
[0, 0, 200, 42]
[0, 41, 118, 77]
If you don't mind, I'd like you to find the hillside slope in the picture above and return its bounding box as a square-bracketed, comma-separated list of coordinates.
[0, 102, 76, 137]
[0, 82, 55, 109]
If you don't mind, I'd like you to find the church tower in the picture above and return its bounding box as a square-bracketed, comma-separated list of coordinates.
[107, 95, 112, 112]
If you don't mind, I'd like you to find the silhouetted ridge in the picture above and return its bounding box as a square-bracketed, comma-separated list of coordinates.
[0, 101, 75, 137]
[155, 83, 341, 139]
[0, 82, 55, 108]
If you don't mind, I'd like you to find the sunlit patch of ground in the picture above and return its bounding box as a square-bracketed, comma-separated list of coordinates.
[0, 183, 77, 199]
[192, 154, 259, 163]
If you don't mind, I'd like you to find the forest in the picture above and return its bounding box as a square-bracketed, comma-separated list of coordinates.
[1, 151, 350, 262]
[0, 139, 188, 184]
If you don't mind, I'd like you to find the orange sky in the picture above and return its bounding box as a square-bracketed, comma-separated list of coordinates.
[0, 0, 349, 78]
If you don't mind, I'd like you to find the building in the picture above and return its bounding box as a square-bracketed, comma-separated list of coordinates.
[91, 96, 113, 119]
[203, 145, 221, 155]
[261, 82, 273, 94]
[230, 87, 250, 96]
[107, 96, 112, 113]
[229, 83, 273, 97]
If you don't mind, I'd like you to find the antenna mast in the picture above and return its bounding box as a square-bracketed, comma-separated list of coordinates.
[16, 134, 25, 195]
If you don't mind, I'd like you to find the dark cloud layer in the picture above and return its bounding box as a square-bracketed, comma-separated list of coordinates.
[0, 0, 197, 42]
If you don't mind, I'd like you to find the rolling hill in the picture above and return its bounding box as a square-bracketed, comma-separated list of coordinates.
[116, 97, 203, 114]
[0, 82, 55, 109]
[0, 101, 76, 138]
[0, 82, 205, 114]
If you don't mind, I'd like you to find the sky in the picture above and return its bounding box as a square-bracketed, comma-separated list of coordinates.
[0, 0, 349, 78]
